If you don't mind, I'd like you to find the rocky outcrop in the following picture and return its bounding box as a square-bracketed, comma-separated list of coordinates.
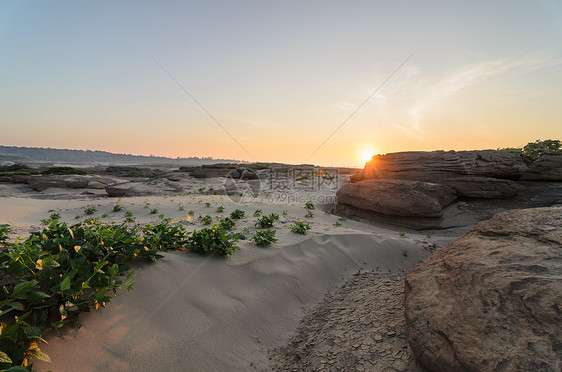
[105, 179, 184, 197]
[28, 175, 120, 191]
[404, 207, 562, 372]
[355, 150, 527, 199]
[521, 155, 562, 181]
[336, 179, 457, 218]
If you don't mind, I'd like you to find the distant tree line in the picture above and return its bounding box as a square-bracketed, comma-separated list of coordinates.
[0, 145, 241, 165]
[499, 139, 561, 164]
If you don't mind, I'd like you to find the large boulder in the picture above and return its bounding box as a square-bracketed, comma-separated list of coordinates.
[404, 207, 562, 372]
[439, 176, 521, 199]
[354, 150, 527, 199]
[105, 179, 184, 197]
[521, 155, 562, 181]
[28, 175, 120, 191]
[336, 179, 457, 218]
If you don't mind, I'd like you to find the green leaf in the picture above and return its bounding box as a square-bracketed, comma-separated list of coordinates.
[0, 351, 12, 363]
[2, 366, 30, 372]
[27, 347, 51, 362]
[60, 276, 71, 291]
[13, 281, 35, 296]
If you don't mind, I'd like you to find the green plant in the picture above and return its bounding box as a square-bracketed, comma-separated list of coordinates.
[305, 211, 314, 218]
[402, 249, 408, 257]
[205, 202, 211, 208]
[230, 209, 245, 219]
[290, 221, 311, 235]
[149, 208, 158, 214]
[305, 201, 315, 210]
[101, 213, 108, 218]
[399, 232, 406, 237]
[158, 214, 165, 219]
[216, 206, 224, 213]
[255, 213, 279, 228]
[219, 217, 235, 231]
[426, 233, 432, 239]
[324, 211, 331, 215]
[333, 221, 342, 227]
[253, 209, 262, 217]
[0, 218, 186, 368]
[282, 210, 287, 216]
[188, 210, 195, 216]
[338, 216, 347, 221]
[233, 232, 246, 240]
[200, 215, 213, 225]
[186, 225, 239, 256]
[251, 229, 277, 246]
[125, 211, 134, 217]
[43, 166, 88, 175]
[84, 206, 96, 215]
[0, 224, 11, 246]
[125, 216, 136, 223]
[178, 204, 185, 211]
[144, 202, 151, 208]
[113, 203, 122, 212]
[49, 213, 61, 220]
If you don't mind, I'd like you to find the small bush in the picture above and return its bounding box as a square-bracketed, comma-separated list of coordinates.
[188, 210, 195, 216]
[305, 211, 314, 218]
[290, 221, 311, 235]
[0, 224, 11, 246]
[219, 217, 235, 231]
[251, 229, 277, 246]
[186, 225, 239, 256]
[253, 209, 262, 217]
[113, 203, 122, 212]
[230, 209, 245, 219]
[44, 166, 88, 175]
[305, 201, 315, 210]
[205, 202, 211, 208]
[200, 215, 213, 225]
[150, 208, 158, 214]
[178, 204, 185, 211]
[216, 206, 224, 213]
[84, 206, 96, 215]
[255, 213, 279, 228]
[125, 211, 134, 217]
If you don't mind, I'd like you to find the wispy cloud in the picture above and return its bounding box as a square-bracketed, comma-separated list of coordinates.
[336, 51, 562, 142]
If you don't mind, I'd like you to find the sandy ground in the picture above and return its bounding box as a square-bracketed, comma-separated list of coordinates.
[0, 183, 460, 371]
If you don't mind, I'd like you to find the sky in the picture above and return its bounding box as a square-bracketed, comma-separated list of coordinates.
[1, 1, 561, 167]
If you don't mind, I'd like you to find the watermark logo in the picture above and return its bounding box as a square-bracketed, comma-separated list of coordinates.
[223, 167, 339, 204]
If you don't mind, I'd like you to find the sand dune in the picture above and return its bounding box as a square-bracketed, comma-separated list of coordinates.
[34, 232, 430, 371]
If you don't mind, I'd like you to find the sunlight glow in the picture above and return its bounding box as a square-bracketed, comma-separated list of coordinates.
[361, 149, 376, 164]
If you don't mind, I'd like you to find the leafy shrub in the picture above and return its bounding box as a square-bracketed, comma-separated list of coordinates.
[187, 210, 195, 216]
[216, 206, 224, 213]
[125, 211, 134, 217]
[113, 203, 122, 212]
[200, 215, 213, 225]
[522, 139, 562, 161]
[305, 211, 314, 218]
[205, 202, 211, 208]
[255, 213, 279, 228]
[150, 208, 158, 214]
[253, 209, 262, 217]
[84, 206, 96, 215]
[43, 166, 88, 175]
[230, 209, 245, 219]
[251, 229, 277, 246]
[290, 221, 311, 235]
[333, 221, 342, 227]
[178, 204, 185, 211]
[0, 218, 185, 368]
[49, 213, 61, 220]
[305, 201, 315, 210]
[0, 224, 11, 246]
[219, 217, 235, 231]
[186, 225, 239, 256]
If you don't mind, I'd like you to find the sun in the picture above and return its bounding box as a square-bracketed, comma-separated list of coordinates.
[361, 149, 376, 164]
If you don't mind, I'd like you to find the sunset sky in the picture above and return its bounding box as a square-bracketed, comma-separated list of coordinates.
[1, 1, 561, 167]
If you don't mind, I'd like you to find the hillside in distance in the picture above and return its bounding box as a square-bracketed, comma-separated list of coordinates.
[0, 145, 243, 166]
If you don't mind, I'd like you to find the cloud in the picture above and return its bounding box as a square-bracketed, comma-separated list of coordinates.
[336, 50, 562, 142]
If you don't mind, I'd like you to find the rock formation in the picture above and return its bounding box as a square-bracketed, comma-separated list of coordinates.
[336, 179, 456, 218]
[404, 207, 562, 372]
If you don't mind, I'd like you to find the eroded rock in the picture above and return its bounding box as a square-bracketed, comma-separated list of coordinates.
[404, 207, 562, 372]
[336, 179, 457, 218]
